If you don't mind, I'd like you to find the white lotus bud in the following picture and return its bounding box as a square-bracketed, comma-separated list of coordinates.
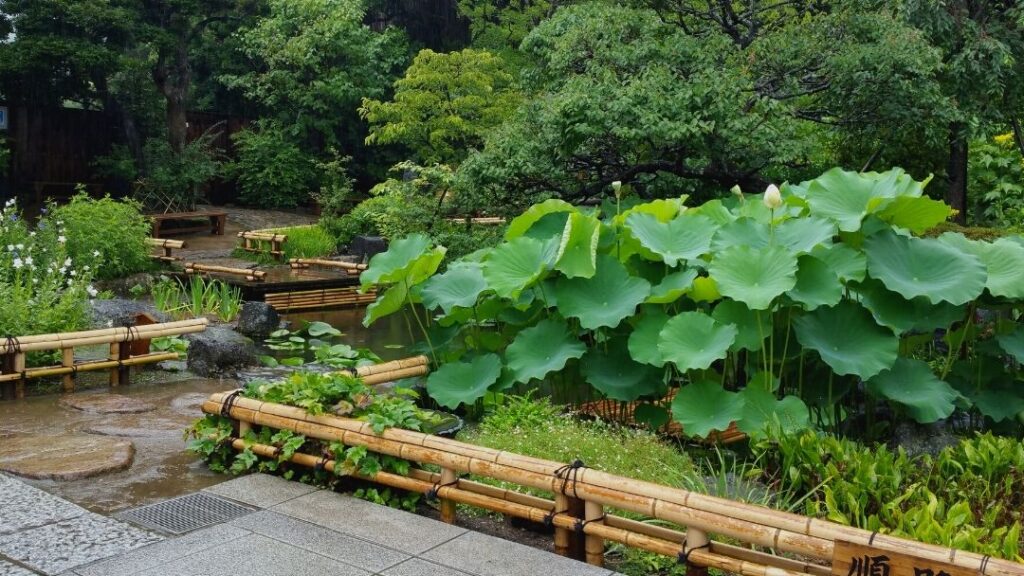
[763, 184, 782, 210]
[612, 180, 623, 199]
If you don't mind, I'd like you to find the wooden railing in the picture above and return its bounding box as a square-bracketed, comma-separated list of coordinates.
[1, 318, 208, 399]
[204, 390, 1024, 576]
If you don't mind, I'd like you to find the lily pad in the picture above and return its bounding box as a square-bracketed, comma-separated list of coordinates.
[647, 269, 699, 304]
[427, 354, 503, 409]
[483, 236, 555, 299]
[657, 311, 737, 372]
[505, 317, 586, 384]
[421, 263, 488, 314]
[794, 300, 898, 379]
[628, 309, 670, 368]
[671, 380, 745, 439]
[709, 244, 798, 310]
[865, 229, 986, 305]
[555, 212, 601, 279]
[506, 199, 576, 240]
[866, 358, 961, 423]
[737, 386, 810, 438]
[553, 255, 651, 330]
[626, 212, 717, 266]
[787, 255, 843, 311]
[581, 341, 664, 401]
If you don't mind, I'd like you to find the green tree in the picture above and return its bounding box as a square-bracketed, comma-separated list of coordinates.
[360, 48, 521, 165]
[457, 0, 578, 51]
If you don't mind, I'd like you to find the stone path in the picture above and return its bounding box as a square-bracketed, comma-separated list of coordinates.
[3, 473, 619, 576]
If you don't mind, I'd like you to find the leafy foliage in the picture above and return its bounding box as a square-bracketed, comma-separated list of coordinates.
[49, 193, 152, 281]
[228, 120, 317, 208]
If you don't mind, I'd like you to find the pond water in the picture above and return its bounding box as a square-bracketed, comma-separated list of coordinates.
[0, 306, 415, 514]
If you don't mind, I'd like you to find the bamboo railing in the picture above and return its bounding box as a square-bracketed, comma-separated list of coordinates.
[349, 355, 430, 385]
[204, 391, 1024, 576]
[238, 231, 287, 261]
[288, 258, 367, 274]
[446, 216, 507, 226]
[1, 318, 208, 400]
[184, 263, 267, 282]
[146, 237, 186, 262]
[263, 287, 377, 312]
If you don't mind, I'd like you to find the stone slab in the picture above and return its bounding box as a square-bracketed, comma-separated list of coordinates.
[203, 473, 318, 508]
[421, 531, 617, 576]
[230, 511, 408, 573]
[74, 524, 249, 576]
[0, 512, 162, 575]
[0, 435, 134, 481]
[133, 534, 369, 576]
[59, 394, 155, 414]
[271, 490, 466, 555]
[381, 558, 473, 576]
[0, 475, 86, 535]
[0, 560, 37, 576]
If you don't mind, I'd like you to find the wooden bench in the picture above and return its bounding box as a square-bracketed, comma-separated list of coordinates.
[150, 211, 227, 238]
[146, 238, 186, 262]
[238, 231, 287, 261]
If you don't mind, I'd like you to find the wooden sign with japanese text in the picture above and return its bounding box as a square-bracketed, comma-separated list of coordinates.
[833, 540, 979, 576]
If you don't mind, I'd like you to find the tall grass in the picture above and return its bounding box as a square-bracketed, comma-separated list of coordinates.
[151, 276, 243, 322]
[236, 224, 337, 263]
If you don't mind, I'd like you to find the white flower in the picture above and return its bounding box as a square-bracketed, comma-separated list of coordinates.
[611, 180, 623, 199]
[4, 199, 14, 207]
[92, 250, 100, 257]
[106, 320, 113, 328]
[64, 257, 72, 266]
[86, 285, 98, 297]
[28, 231, 35, 237]
[83, 265, 90, 271]
[67, 279, 73, 286]
[6, 245, 12, 252]
[24, 256, 33, 266]
[763, 184, 783, 210]
[15, 244, 23, 250]
[58, 235, 66, 243]
[70, 270, 77, 276]
[12, 258, 23, 269]
[58, 266, 66, 274]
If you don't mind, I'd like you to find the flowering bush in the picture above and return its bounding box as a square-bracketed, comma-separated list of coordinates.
[49, 193, 152, 281]
[0, 199, 96, 364]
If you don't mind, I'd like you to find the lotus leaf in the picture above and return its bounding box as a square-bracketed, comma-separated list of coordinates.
[505, 317, 586, 383]
[865, 230, 986, 305]
[505, 199, 576, 240]
[794, 300, 898, 379]
[626, 212, 716, 266]
[420, 263, 488, 315]
[737, 386, 810, 438]
[426, 354, 503, 409]
[671, 380, 745, 439]
[709, 244, 798, 310]
[787, 255, 843, 310]
[711, 300, 765, 352]
[555, 212, 601, 279]
[647, 269, 698, 304]
[361, 233, 432, 289]
[581, 341, 664, 401]
[628, 309, 670, 367]
[483, 236, 555, 299]
[866, 358, 961, 423]
[553, 255, 651, 330]
[658, 311, 737, 372]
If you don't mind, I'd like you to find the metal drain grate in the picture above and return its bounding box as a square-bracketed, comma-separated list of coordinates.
[117, 492, 255, 535]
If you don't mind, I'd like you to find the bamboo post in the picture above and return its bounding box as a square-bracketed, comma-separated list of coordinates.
[553, 493, 573, 557]
[439, 467, 457, 524]
[0, 352, 13, 400]
[13, 352, 25, 399]
[585, 501, 604, 567]
[684, 527, 710, 576]
[61, 348, 75, 393]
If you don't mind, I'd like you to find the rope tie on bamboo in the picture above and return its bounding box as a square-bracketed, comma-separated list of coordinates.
[314, 450, 331, 473]
[220, 389, 243, 418]
[676, 539, 711, 565]
[980, 555, 991, 575]
[3, 335, 22, 354]
[573, 514, 606, 534]
[868, 531, 879, 546]
[553, 459, 586, 498]
[426, 478, 460, 502]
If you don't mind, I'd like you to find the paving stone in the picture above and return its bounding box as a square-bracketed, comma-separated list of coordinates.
[0, 560, 37, 576]
[230, 511, 408, 572]
[0, 475, 86, 535]
[203, 473, 318, 508]
[0, 435, 134, 481]
[272, 490, 466, 555]
[133, 533, 369, 576]
[421, 531, 617, 576]
[74, 524, 249, 576]
[380, 558, 472, 576]
[0, 512, 162, 575]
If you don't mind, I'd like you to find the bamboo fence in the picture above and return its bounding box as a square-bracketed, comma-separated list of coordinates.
[146, 238, 186, 262]
[288, 258, 367, 274]
[238, 231, 287, 261]
[349, 355, 430, 385]
[1, 318, 207, 399]
[446, 216, 507, 226]
[263, 287, 377, 312]
[184, 263, 267, 282]
[204, 392, 1024, 576]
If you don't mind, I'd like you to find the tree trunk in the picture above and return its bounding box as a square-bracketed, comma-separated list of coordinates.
[152, 40, 191, 156]
[946, 123, 968, 224]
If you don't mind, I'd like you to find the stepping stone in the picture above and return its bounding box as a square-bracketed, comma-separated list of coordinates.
[59, 394, 155, 414]
[0, 512, 161, 575]
[169, 392, 210, 416]
[84, 415, 193, 439]
[0, 435, 135, 480]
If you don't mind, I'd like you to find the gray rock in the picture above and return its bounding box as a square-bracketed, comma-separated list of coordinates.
[90, 298, 167, 329]
[95, 273, 157, 299]
[892, 421, 961, 458]
[235, 302, 280, 339]
[185, 326, 258, 377]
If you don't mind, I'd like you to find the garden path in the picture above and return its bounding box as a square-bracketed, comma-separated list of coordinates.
[0, 474, 619, 576]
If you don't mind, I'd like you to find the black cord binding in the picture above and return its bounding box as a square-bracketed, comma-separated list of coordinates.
[543, 506, 569, 527]
[574, 515, 606, 534]
[426, 478, 460, 501]
[677, 539, 711, 564]
[220, 389, 242, 418]
[553, 459, 586, 498]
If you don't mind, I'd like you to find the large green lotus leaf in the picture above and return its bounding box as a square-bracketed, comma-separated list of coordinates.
[626, 212, 717, 266]
[505, 317, 586, 384]
[997, 327, 1024, 363]
[805, 168, 901, 231]
[363, 282, 407, 327]
[877, 196, 953, 234]
[628, 309, 670, 367]
[657, 311, 737, 372]
[406, 246, 448, 287]
[553, 255, 651, 330]
[671, 380, 745, 439]
[855, 279, 964, 334]
[866, 358, 961, 423]
[794, 300, 898, 379]
[711, 218, 770, 251]
[505, 199, 576, 240]
[865, 230, 986, 305]
[972, 238, 1024, 299]
[555, 212, 601, 279]
[361, 233, 432, 289]
[711, 300, 765, 352]
[737, 386, 810, 438]
[709, 245, 798, 310]
[787, 255, 843, 311]
[966, 386, 1024, 423]
[773, 216, 837, 254]
[617, 198, 682, 224]
[483, 236, 555, 299]
[688, 199, 735, 225]
[647, 269, 699, 304]
[420, 263, 488, 315]
[812, 243, 866, 283]
[426, 354, 503, 409]
[581, 341, 664, 401]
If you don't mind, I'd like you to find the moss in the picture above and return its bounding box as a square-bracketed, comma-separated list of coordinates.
[924, 222, 1022, 241]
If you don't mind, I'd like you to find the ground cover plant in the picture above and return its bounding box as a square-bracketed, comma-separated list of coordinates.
[152, 276, 242, 322]
[235, 224, 337, 263]
[361, 167, 1024, 441]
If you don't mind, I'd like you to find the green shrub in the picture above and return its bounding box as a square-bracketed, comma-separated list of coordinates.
[49, 193, 151, 281]
[969, 132, 1024, 228]
[229, 120, 316, 208]
[0, 199, 94, 365]
[134, 136, 222, 212]
[752, 430, 1023, 559]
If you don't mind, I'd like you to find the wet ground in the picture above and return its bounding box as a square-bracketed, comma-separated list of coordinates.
[0, 376, 235, 514]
